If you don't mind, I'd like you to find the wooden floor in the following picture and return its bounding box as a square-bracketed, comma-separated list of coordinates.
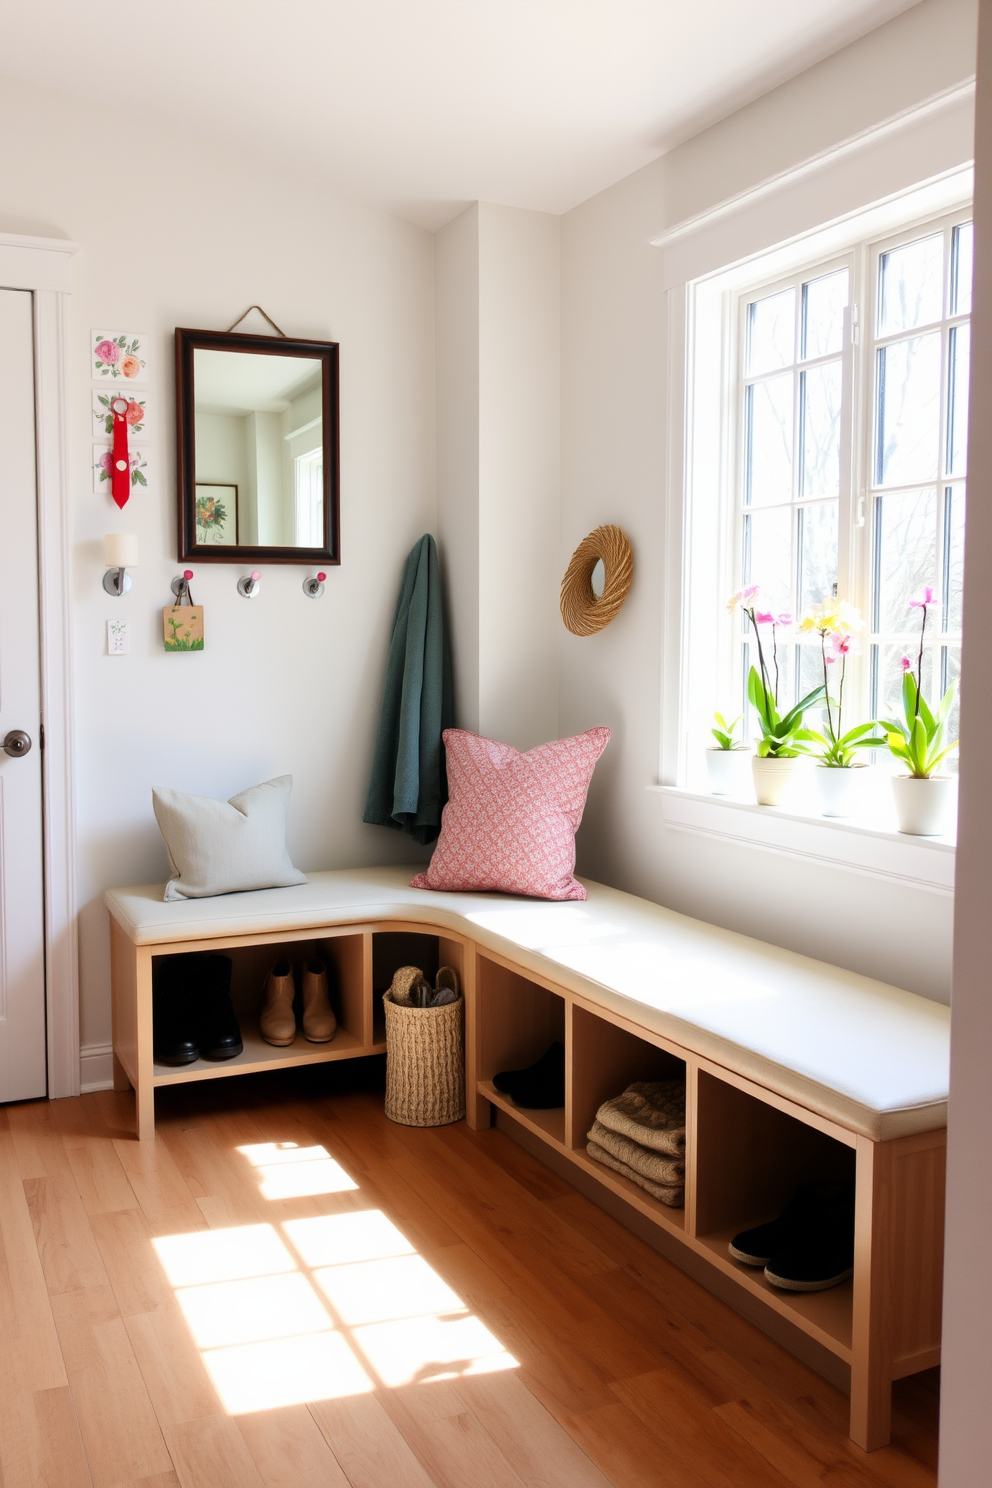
[0, 1060, 939, 1488]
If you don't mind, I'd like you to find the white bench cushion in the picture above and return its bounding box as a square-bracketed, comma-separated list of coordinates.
[105, 865, 949, 1142]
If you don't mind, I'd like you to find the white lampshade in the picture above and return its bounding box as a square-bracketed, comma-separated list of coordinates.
[104, 533, 139, 568]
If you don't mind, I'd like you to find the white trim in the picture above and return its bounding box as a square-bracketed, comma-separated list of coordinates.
[655, 85, 975, 290]
[652, 82, 975, 252]
[0, 234, 77, 293]
[653, 787, 955, 895]
[79, 1042, 113, 1094]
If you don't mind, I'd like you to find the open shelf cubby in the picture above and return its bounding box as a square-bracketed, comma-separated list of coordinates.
[150, 930, 372, 1084]
[692, 1067, 856, 1354]
[476, 954, 566, 1148]
[568, 1000, 687, 1230]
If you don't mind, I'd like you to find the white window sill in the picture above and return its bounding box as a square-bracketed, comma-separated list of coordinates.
[649, 785, 955, 895]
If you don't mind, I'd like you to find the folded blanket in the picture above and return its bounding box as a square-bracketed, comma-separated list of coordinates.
[595, 1080, 686, 1157]
[586, 1141, 684, 1208]
[587, 1120, 685, 1186]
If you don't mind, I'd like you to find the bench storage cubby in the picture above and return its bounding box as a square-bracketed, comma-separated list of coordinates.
[107, 864, 949, 1451]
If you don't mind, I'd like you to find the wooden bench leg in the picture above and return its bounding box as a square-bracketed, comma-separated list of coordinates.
[850, 1137, 893, 1449]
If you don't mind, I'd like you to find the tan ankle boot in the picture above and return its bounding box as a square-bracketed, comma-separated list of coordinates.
[260, 959, 297, 1046]
[302, 960, 337, 1043]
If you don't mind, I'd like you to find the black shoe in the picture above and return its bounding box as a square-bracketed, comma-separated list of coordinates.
[193, 953, 243, 1060]
[729, 1181, 854, 1267]
[153, 955, 201, 1065]
[493, 1042, 565, 1109]
[764, 1182, 855, 1292]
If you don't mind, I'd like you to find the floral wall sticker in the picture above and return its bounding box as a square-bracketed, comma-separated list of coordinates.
[92, 443, 149, 495]
[92, 330, 149, 380]
[92, 390, 148, 440]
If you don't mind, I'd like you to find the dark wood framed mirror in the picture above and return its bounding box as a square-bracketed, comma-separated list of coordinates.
[176, 327, 339, 564]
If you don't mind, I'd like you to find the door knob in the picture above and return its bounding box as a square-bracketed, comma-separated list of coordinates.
[2, 730, 31, 758]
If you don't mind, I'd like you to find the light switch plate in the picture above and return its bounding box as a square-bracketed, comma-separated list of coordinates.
[107, 619, 129, 655]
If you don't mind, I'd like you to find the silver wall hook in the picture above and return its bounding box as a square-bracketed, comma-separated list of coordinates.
[303, 571, 326, 598]
[238, 570, 262, 599]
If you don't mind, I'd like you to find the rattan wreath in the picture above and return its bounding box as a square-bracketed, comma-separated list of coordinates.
[560, 525, 634, 636]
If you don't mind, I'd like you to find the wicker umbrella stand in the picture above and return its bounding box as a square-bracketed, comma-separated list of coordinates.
[383, 990, 466, 1127]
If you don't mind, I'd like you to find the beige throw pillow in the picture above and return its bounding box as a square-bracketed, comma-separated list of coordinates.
[152, 776, 307, 901]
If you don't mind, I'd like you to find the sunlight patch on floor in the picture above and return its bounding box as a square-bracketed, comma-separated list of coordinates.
[236, 1141, 359, 1199]
[153, 1148, 517, 1413]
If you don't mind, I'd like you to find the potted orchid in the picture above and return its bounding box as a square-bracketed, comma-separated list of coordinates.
[799, 600, 885, 817]
[727, 587, 824, 806]
[880, 587, 959, 835]
[705, 711, 751, 795]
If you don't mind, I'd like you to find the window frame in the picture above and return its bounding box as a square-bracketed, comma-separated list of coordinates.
[725, 204, 971, 754]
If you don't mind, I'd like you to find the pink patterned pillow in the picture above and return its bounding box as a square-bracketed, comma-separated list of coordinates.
[410, 727, 610, 901]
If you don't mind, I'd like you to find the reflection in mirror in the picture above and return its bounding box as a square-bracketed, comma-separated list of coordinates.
[193, 350, 323, 549]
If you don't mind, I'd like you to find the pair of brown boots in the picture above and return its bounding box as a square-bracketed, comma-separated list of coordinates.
[260, 957, 337, 1046]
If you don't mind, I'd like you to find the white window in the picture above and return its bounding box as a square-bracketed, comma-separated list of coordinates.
[294, 447, 323, 547]
[732, 209, 971, 760]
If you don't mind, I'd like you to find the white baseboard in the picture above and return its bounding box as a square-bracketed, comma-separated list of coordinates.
[79, 1041, 114, 1093]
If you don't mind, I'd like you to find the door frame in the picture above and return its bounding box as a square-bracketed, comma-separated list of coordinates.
[0, 233, 79, 1098]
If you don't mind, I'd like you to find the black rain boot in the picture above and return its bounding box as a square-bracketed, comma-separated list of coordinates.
[153, 955, 201, 1065]
[493, 1041, 565, 1109]
[192, 953, 243, 1060]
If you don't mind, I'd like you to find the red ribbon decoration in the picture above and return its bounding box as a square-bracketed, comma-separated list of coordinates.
[110, 396, 130, 509]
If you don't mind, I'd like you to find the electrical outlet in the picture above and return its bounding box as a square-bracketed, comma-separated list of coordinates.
[107, 619, 129, 655]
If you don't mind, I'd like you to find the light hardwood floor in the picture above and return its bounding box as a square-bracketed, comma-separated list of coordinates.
[0, 1061, 938, 1488]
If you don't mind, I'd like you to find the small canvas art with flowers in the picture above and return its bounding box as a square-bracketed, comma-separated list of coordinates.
[92, 444, 149, 495]
[92, 391, 148, 440]
[92, 331, 148, 381]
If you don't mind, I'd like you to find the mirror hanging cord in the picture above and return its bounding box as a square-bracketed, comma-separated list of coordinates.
[225, 305, 287, 337]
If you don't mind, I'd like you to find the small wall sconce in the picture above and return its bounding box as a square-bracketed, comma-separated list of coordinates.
[303, 571, 327, 598]
[237, 570, 262, 599]
[103, 533, 139, 595]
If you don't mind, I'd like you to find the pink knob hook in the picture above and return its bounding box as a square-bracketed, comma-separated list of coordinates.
[251, 571, 261, 582]
[183, 569, 193, 580]
[317, 572, 326, 582]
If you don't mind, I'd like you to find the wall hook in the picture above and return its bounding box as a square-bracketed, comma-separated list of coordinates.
[171, 569, 194, 603]
[303, 571, 327, 598]
[238, 570, 262, 599]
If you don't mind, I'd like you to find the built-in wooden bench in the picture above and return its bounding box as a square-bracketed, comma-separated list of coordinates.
[106, 864, 949, 1451]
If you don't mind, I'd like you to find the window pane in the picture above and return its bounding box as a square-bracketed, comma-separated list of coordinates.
[802, 270, 848, 359]
[747, 288, 795, 375]
[876, 333, 941, 487]
[943, 484, 965, 633]
[797, 643, 824, 709]
[746, 373, 793, 505]
[952, 222, 973, 316]
[873, 642, 934, 724]
[878, 234, 943, 335]
[744, 505, 792, 615]
[873, 488, 937, 633]
[801, 361, 842, 498]
[947, 321, 970, 477]
[798, 501, 838, 611]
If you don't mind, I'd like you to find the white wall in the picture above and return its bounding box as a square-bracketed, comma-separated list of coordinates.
[559, 0, 978, 1002]
[436, 201, 560, 749]
[0, 75, 436, 1074]
[940, 1, 992, 1476]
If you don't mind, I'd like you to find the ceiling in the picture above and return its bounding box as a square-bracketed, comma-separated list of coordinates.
[0, 0, 922, 228]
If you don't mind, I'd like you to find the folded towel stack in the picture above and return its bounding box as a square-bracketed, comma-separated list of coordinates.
[586, 1080, 686, 1208]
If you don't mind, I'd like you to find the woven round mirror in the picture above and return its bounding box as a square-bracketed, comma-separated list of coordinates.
[560, 524, 634, 636]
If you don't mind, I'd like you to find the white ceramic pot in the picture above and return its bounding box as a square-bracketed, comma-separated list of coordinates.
[705, 747, 751, 796]
[815, 764, 867, 818]
[891, 775, 956, 836]
[751, 754, 801, 807]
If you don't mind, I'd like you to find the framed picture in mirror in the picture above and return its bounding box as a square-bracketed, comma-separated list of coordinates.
[176, 327, 339, 564]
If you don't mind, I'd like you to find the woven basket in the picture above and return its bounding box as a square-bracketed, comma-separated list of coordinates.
[383, 991, 466, 1127]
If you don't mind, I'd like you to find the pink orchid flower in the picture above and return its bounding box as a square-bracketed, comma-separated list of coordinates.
[828, 631, 859, 658]
[900, 655, 913, 672]
[753, 610, 773, 625]
[909, 586, 938, 608]
[726, 584, 761, 615]
[777, 611, 793, 627]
